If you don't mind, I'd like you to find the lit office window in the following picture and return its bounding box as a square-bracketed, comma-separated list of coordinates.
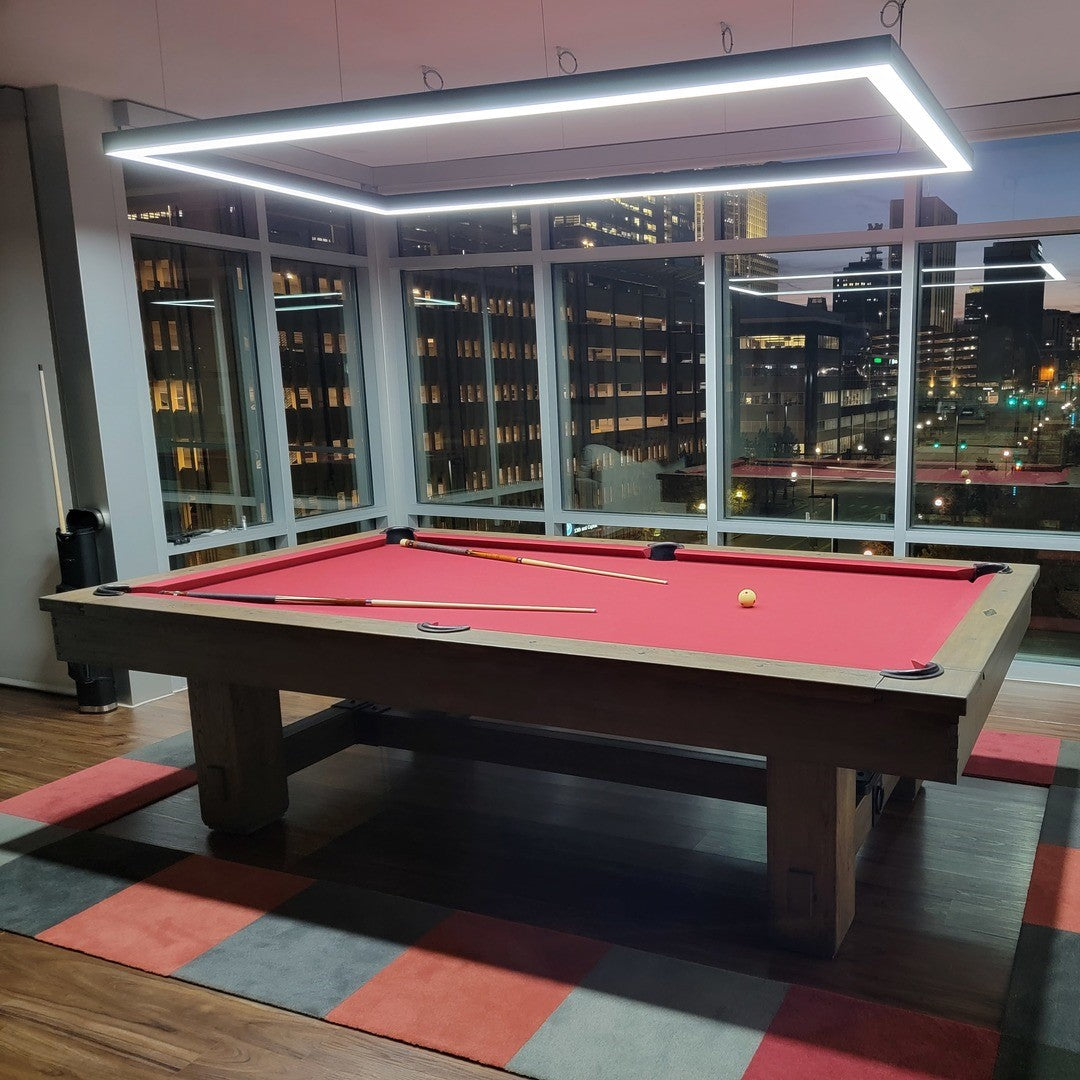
[133, 240, 271, 542]
[272, 260, 373, 518]
[550, 195, 699, 249]
[554, 259, 705, 515]
[919, 133, 1080, 225]
[124, 162, 250, 236]
[910, 544, 1079, 663]
[404, 267, 541, 507]
[266, 194, 361, 254]
[398, 211, 531, 256]
[717, 183, 902, 240]
[913, 235, 1080, 531]
[724, 246, 901, 525]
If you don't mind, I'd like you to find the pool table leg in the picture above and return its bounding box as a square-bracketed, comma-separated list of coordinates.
[767, 758, 856, 957]
[187, 679, 288, 834]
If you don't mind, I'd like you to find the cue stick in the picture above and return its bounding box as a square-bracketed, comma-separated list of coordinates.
[161, 590, 596, 613]
[398, 538, 668, 585]
[37, 365, 66, 533]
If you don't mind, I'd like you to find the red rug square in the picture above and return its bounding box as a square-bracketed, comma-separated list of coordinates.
[326, 910, 609, 1067]
[964, 731, 1060, 786]
[0, 758, 196, 829]
[36, 854, 312, 975]
[1023, 843, 1080, 934]
[742, 985, 999, 1079]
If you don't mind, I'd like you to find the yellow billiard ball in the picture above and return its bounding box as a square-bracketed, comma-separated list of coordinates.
[960, 468, 970, 478]
[738, 589, 757, 608]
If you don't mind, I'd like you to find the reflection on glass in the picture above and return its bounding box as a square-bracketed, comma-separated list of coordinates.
[563, 524, 707, 545]
[726, 534, 892, 556]
[297, 519, 377, 544]
[272, 260, 373, 518]
[718, 184, 902, 240]
[920, 133, 1080, 225]
[913, 235, 1080, 530]
[168, 538, 275, 570]
[725, 245, 901, 525]
[266, 194, 359, 254]
[419, 517, 546, 535]
[550, 195, 700, 249]
[133, 240, 270, 542]
[911, 544, 1080, 663]
[124, 162, 248, 236]
[398, 211, 531, 256]
[554, 259, 705, 515]
[404, 267, 541, 507]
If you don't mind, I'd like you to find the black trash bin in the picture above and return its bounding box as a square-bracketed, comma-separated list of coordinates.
[55, 508, 117, 713]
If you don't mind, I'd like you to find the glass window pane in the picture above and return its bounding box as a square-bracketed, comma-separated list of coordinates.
[550, 195, 700, 249]
[910, 544, 1080, 665]
[404, 267, 541, 508]
[124, 162, 249, 237]
[418, 517, 546, 535]
[272, 260, 373, 518]
[563, 524, 707, 545]
[398, 211, 531, 256]
[718, 183, 903, 240]
[919, 133, 1080, 225]
[913, 234, 1080, 531]
[555, 258, 705, 515]
[168, 538, 276, 570]
[725, 245, 901, 525]
[726, 534, 893, 556]
[297, 519, 378, 544]
[266, 193, 360, 254]
[133, 239, 271, 542]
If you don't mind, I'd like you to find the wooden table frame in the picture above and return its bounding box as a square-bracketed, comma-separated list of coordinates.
[41, 531, 1037, 956]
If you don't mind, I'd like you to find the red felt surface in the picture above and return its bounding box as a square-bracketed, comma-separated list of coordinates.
[136, 534, 993, 672]
[0, 758, 196, 830]
[742, 984, 999, 1079]
[37, 854, 313, 975]
[327, 910, 609, 1067]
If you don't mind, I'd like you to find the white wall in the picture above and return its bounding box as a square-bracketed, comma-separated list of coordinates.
[0, 88, 72, 693]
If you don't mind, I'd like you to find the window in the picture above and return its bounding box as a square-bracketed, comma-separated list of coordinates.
[297, 519, 378, 544]
[718, 183, 903, 240]
[562, 524, 707, 545]
[272, 260, 373, 517]
[555, 258, 705, 515]
[266, 194, 360, 254]
[726, 534, 893, 556]
[550, 195, 699, 249]
[168, 538, 276, 570]
[404, 267, 541, 507]
[398, 211, 531, 256]
[124, 162, 250, 237]
[919, 133, 1080, 226]
[419, 517, 546, 534]
[133, 239, 271, 542]
[725, 245, 901, 525]
[913, 234, 1080, 531]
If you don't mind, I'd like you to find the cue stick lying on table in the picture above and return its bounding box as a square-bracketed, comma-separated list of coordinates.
[399, 538, 668, 585]
[161, 590, 596, 613]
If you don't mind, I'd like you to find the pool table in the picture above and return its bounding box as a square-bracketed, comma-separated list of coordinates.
[41, 528, 1037, 956]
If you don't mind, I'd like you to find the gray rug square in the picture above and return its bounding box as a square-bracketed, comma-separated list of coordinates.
[1000, 923, 1080, 1055]
[508, 946, 787, 1080]
[0, 813, 72, 869]
[176, 879, 449, 1017]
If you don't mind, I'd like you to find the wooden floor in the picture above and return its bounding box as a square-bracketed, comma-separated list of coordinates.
[0, 679, 1077, 1079]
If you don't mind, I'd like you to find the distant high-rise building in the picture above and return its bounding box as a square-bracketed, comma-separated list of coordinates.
[550, 196, 697, 248]
[889, 196, 957, 334]
[720, 191, 779, 290]
[965, 239, 1047, 384]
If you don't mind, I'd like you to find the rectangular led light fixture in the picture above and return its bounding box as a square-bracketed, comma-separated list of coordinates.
[104, 36, 971, 216]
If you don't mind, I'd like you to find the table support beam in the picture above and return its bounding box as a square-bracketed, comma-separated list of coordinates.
[767, 757, 855, 957]
[187, 680, 287, 833]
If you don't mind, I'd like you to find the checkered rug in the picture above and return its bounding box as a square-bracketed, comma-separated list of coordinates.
[0, 730, 1076, 1079]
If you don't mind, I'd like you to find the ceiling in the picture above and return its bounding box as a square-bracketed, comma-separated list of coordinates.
[3, 0, 1078, 123]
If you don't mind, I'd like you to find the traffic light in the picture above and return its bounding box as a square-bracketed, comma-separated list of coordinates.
[933, 440, 941, 448]
[1007, 396, 1018, 406]
[1036, 398, 1046, 407]
[873, 356, 884, 365]
[959, 441, 968, 450]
